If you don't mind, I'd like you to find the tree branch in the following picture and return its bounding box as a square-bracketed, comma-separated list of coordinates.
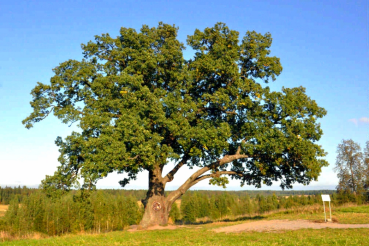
[190, 171, 245, 187]
[111, 113, 122, 118]
[236, 140, 245, 155]
[166, 152, 249, 204]
[127, 155, 139, 160]
[39, 106, 57, 120]
[182, 153, 248, 188]
[163, 155, 189, 183]
[226, 111, 237, 115]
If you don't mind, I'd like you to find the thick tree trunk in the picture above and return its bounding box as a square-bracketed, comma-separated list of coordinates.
[138, 154, 246, 228]
[139, 166, 172, 228]
[140, 194, 169, 228]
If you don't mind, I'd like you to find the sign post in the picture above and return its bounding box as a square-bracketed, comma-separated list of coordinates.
[321, 194, 332, 222]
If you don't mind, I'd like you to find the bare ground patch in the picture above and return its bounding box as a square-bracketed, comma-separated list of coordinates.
[213, 219, 369, 233]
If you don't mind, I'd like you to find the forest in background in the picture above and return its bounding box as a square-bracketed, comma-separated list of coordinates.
[0, 186, 335, 205]
[0, 186, 367, 237]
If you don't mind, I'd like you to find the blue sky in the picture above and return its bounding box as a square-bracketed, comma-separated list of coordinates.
[0, 0, 368, 191]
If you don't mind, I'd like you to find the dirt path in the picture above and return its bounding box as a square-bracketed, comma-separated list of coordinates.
[213, 220, 369, 233]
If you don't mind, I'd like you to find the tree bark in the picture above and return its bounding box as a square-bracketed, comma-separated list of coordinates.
[139, 152, 249, 228]
[349, 151, 357, 195]
[139, 166, 170, 228]
[139, 194, 169, 228]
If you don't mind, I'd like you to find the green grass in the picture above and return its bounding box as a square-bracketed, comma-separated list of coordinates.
[265, 204, 369, 224]
[333, 205, 369, 224]
[336, 205, 369, 214]
[2, 204, 369, 245]
[2, 227, 369, 246]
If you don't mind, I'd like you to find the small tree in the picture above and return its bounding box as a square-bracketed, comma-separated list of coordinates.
[241, 194, 253, 215]
[181, 194, 198, 223]
[215, 193, 229, 219]
[169, 201, 180, 223]
[334, 139, 365, 195]
[23, 22, 328, 227]
[4, 197, 19, 232]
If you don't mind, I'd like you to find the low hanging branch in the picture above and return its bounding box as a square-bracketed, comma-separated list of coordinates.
[166, 151, 249, 204]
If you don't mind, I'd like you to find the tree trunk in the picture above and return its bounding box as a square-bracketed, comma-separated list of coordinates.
[139, 166, 171, 228]
[138, 156, 219, 228]
[140, 194, 169, 228]
[349, 155, 357, 195]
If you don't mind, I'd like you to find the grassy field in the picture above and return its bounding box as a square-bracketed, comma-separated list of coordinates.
[1, 204, 368, 245]
[266, 204, 369, 224]
[1, 226, 368, 245]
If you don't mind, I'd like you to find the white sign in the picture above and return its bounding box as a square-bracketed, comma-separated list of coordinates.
[321, 194, 332, 222]
[321, 194, 331, 201]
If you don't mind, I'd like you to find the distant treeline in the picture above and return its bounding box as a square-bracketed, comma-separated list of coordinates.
[179, 189, 336, 199]
[176, 190, 369, 223]
[0, 185, 335, 205]
[0, 186, 38, 205]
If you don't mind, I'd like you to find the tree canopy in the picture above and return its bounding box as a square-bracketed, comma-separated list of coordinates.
[23, 22, 328, 226]
[334, 139, 369, 194]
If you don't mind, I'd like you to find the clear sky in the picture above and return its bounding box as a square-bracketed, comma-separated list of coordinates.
[0, 0, 368, 191]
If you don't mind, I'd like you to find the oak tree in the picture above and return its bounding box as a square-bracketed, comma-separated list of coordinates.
[23, 22, 328, 227]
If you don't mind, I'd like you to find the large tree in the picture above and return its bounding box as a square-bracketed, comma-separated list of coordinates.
[23, 22, 328, 227]
[334, 139, 366, 194]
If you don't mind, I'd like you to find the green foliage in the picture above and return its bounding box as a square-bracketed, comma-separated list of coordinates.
[2, 191, 142, 236]
[337, 205, 369, 213]
[197, 194, 210, 218]
[169, 202, 180, 222]
[0, 186, 36, 205]
[240, 194, 254, 216]
[23, 22, 328, 193]
[208, 193, 231, 220]
[2, 188, 368, 237]
[179, 191, 368, 223]
[181, 194, 199, 222]
[333, 190, 363, 205]
[209, 176, 229, 189]
[335, 140, 365, 194]
[4, 197, 19, 231]
[3, 225, 369, 245]
[334, 139, 369, 195]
